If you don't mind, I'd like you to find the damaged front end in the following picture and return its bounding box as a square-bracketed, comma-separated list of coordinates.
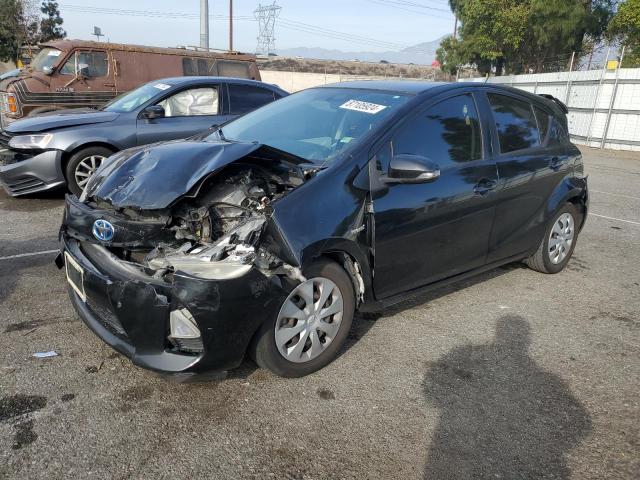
[59, 141, 315, 375]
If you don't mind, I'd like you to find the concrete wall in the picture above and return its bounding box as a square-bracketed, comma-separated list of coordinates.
[260, 69, 424, 92]
[466, 69, 640, 152]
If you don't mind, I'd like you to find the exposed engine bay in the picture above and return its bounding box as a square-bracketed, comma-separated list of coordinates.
[67, 151, 314, 283]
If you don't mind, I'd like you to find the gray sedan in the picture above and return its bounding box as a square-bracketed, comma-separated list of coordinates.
[0, 77, 287, 196]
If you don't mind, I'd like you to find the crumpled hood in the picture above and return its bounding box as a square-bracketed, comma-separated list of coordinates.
[6, 109, 119, 133]
[84, 140, 301, 210]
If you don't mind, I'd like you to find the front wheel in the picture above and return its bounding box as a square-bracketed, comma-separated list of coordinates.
[526, 203, 580, 274]
[65, 146, 114, 196]
[251, 259, 355, 377]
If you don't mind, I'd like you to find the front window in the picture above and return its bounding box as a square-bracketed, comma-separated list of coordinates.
[102, 83, 169, 113]
[212, 88, 410, 163]
[158, 87, 219, 117]
[30, 48, 62, 72]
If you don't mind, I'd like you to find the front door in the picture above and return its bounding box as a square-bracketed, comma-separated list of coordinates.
[51, 49, 116, 108]
[372, 93, 498, 299]
[136, 85, 231, 145]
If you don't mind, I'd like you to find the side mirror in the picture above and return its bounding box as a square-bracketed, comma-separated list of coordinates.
[384, 154, 440, 184]
[42, 66, 54, 75]
[77, 63, 89, 78]
[141, 105, 166, 120]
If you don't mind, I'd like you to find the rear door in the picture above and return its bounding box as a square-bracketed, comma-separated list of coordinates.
[484, 91, 573, 262]
[372, 92, 498, 299]
[135, 84, 227, 145]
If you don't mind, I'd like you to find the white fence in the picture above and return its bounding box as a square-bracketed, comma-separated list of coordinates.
[466, 68, 640, 152]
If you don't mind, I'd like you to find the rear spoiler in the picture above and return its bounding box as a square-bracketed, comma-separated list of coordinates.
[537, 94, 569, 114]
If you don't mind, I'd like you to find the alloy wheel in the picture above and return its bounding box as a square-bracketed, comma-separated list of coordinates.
[275, 277, 344, 363]
[548, 212, 574, 264]
[74, 155, 105, 190]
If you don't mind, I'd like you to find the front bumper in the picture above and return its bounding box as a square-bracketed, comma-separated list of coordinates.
[59, 233, 288, 376]
[0, 148, 65, 195]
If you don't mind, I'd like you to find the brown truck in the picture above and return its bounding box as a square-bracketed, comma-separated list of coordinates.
[0, 39, 261, 127]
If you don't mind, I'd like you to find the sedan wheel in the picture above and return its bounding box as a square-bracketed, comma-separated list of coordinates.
[275, 277, 344, 363]
[74, 155, 105, 190]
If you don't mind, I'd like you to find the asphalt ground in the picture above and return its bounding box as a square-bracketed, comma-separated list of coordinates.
[0, 147, 638, 479]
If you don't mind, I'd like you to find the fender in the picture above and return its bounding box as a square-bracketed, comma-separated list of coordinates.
[62, 137, 125, 154]
[545, 174, 589, 228]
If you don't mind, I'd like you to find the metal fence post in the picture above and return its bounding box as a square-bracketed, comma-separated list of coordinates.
[586, 47, 611, 146]
[601, 46, 626, 149]
[565, 51, 575, 105]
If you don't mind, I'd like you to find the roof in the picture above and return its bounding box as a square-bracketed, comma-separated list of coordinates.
[40, 39, 257, 61]
[155, 76, 287, 93]
[318, 80, 450, 94]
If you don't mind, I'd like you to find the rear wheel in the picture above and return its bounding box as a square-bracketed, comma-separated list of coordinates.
[526, 203, 580, 274]
[251, 259, 355, 377]
[65, 146, 114, 196]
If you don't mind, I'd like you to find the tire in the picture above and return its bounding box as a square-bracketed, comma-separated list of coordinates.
[65, 146, 114, 196]
[251, 259, 355, 377]
[526, 203, 580, 274]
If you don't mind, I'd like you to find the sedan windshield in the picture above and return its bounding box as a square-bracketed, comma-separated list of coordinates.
[102, 82, 169, 113]
[30, 48, 62, 72]
[211, 88, 410, 163]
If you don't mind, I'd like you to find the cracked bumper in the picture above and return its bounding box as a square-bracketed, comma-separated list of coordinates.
[59, 234, 287, 376]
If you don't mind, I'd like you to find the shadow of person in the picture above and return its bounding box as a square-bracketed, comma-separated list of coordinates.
[423, 315, 591, 479]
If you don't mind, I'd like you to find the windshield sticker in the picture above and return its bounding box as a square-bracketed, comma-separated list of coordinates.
[153, 83, 171, 91]
[339, 100, 387, 114]
[47, 50, 61, 57]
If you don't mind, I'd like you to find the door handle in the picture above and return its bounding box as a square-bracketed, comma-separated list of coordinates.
[474, 179, 497, 196]
[549, 156, 564, 170]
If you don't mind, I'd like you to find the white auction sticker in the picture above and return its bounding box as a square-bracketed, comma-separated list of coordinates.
[339, 99, 387, 114]
[153, 83, 171, 90]
[47, 50, 61, 57]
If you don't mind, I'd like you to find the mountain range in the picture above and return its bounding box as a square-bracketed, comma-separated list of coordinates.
[277, 37, 444, 65]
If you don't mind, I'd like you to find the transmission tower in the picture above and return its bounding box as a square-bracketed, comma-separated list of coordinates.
[254, 2, 282, 55]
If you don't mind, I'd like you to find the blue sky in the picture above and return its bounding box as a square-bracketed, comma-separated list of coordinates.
[57, 0, 455, 53]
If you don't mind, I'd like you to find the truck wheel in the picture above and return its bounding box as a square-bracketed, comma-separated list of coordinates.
[251, 259, 355, 377]
[65, 146, 114, 196]
[526, 203, 580, 274]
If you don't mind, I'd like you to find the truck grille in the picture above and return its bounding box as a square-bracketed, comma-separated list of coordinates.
[0, 92, 11, 114]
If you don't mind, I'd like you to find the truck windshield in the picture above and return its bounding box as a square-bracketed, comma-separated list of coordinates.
[102, 83, 167, 113]
[30, 48, 62, 72]
[211, 88, 410, 163]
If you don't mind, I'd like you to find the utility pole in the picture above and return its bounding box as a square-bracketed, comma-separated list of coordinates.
[200, 0, 209, 50]
[229, 0, 234, 51]
[453, 14, 458, 39]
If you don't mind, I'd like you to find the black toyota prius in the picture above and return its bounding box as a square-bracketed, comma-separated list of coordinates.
[57, 81, 588, 378]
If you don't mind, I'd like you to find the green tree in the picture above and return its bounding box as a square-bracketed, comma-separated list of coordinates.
[439, 0, 617, 75]
[39, 0, 65, 42]
[0, 0, 33, 62]
[607, 0, 640, 66]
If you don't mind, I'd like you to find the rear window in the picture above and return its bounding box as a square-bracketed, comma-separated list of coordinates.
[217, 61, 251, 78]
[229, 85, 276, 115]
[488, 93, 540, 153]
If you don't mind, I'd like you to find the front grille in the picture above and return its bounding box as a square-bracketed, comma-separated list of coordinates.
[0, 93, 9, 114]
[86, 297, 128, 339]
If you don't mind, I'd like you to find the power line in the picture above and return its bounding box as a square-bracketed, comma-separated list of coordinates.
[59, 3, 443, 55]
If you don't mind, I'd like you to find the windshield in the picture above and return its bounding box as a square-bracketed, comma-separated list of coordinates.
[102, 82, 170, 113]
[210, 88, 410, 163]
[30, 48, 62, 72]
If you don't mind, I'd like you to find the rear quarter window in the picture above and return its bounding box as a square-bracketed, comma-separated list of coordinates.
[488, 93, 540, 154]
[217, 61, 251, 78]
[228, 85, 276, 115]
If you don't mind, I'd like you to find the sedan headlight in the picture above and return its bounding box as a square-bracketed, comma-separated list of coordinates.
[9, 133, 53, 150]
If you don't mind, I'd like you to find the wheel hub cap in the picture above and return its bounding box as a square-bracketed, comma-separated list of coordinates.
[74, 155, 106, 190]
[275, 277, 344, 363]
[548, 212, 575, 265]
